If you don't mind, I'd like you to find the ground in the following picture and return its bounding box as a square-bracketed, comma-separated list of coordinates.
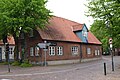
[0, 56, 120, 80]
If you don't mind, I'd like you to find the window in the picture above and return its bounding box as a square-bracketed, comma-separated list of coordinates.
[95, 49, 100, 56]
[83, 30, 87, 37]
[30, 47, 34, 56]
[57, 46, 63, 55]
[35, 46, 39, 56]
[87, 48, 91, 54]
[9, 48, 13, 54]
[98, 50, 100, 55]
[95, 50, 97, 55]
[71, 46, 78, 55]
[49, 46, 55, 56]
[29, 29, 34, 37]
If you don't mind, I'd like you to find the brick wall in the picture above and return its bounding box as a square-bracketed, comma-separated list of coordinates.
[18, 30, 102, 63]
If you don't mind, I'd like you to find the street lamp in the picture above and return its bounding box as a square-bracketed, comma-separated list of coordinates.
[3, 36, 10, 72]
[106, 20, 114, 71]
[44, 41, 47, 66]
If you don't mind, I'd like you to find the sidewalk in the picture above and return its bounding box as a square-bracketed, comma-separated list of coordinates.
[0, 56, 120, 80]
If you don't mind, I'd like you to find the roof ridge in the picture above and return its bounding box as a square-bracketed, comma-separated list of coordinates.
[53, 15, 83, 25]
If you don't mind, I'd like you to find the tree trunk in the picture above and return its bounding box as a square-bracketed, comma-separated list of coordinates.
[13, 35, 19, 61]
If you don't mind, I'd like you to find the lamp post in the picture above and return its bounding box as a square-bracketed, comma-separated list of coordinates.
[44, 41, 47, 66]
[106, 20, 114, 71]
[6, 43, 10, 72]
[3, 36, 10, 72]
[109, 38, 114, 71]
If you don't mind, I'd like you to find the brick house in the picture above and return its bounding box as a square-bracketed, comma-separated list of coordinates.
[18, 16, 102, 65]
[0, 36, 15, 61]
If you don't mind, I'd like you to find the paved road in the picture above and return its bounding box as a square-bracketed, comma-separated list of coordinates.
[0, 56, 120, 80]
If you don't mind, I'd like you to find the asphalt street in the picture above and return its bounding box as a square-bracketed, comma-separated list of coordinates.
[0, 56, 120, 80]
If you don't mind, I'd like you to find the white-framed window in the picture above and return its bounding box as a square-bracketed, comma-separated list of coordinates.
[49, 46, 55, 56]
[29, 29, 34, 37]
[35, 46, 39, 56]
[71, 46, 78, 55]
[95, 50, 98, 56]
[98, 50, 100, 55]
[87, 48, 91, 54]
[30, 47, 34, 56]
[82, 30, 87, 37]
[9, 48, 13, 54]
[57, 46, 63, 56]
[95, 49, 100, 56]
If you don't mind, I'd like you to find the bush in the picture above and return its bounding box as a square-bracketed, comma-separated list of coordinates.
[11, 61, 20, 66]
[20, 60, 32, 67]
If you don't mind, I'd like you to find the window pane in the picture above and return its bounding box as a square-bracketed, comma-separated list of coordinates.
[49, 46, 55, 56]
[71, 46, 78, 55]
[95, 50, 97, 55]
[87, 48, 91, 54]
[30, 47, 34, 56]
[35, 46, 39, 56]
[98, 50, 100, 55]
[57, 46, 63, 55]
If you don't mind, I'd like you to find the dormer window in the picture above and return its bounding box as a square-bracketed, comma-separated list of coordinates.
[83, 31, 87, 37]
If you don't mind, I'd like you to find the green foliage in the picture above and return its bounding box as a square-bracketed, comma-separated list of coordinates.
[87, 0, 120, 48]
[0, 0, 52, 38]
[90, 20, 109, 51]
[0, 0, 52, 61]
[20, 59, 32, 67]
[11, 61, 20, 66]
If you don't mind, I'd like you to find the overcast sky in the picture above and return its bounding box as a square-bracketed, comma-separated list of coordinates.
[46, 0, 94, 29]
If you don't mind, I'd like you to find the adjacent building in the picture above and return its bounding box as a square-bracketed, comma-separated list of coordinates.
[0, 36, 15, 61]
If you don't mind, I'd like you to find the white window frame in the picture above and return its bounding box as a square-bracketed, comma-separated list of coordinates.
[57, 46, 63, 56]
[98, 50, 100, 55]
[82, 30, 87, 37]
[30, 47, 34, 56]
[35, 46, 39, 56]
[87, 48, 91, 55]
[49, 46, 55, 56]
[71, 46, 78, 55]
[95, 50, 98, 56]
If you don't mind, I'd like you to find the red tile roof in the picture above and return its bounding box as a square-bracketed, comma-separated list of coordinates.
[38, 16, 82, 42]
[72, 24, 83, 31]
[0, 36, 15, 45]
[88, 31, 102, 44]
[38, 16, 101, 44]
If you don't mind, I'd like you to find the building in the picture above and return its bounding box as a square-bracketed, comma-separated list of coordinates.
[18, 16, 102, 65]
[0, 36, 15, 61]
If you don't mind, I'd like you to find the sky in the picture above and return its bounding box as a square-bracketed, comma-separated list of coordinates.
[46, 0, 94, 29]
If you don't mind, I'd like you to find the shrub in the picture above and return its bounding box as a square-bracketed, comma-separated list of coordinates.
[11, 61, 20, 66]
[20, 60, 32, 67]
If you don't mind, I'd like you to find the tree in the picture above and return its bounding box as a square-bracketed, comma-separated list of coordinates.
[90, 20, 109, 51]
[86, 0, 120, 48]
[0, 0, 52, 61]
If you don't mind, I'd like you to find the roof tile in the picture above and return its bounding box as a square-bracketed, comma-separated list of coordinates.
[38, 16, 101, 44]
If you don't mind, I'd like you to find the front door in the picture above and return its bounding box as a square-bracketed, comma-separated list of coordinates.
[0, 48, 2, 61]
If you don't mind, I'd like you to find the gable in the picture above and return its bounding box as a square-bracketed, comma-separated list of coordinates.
[74, 24, 88, 43]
